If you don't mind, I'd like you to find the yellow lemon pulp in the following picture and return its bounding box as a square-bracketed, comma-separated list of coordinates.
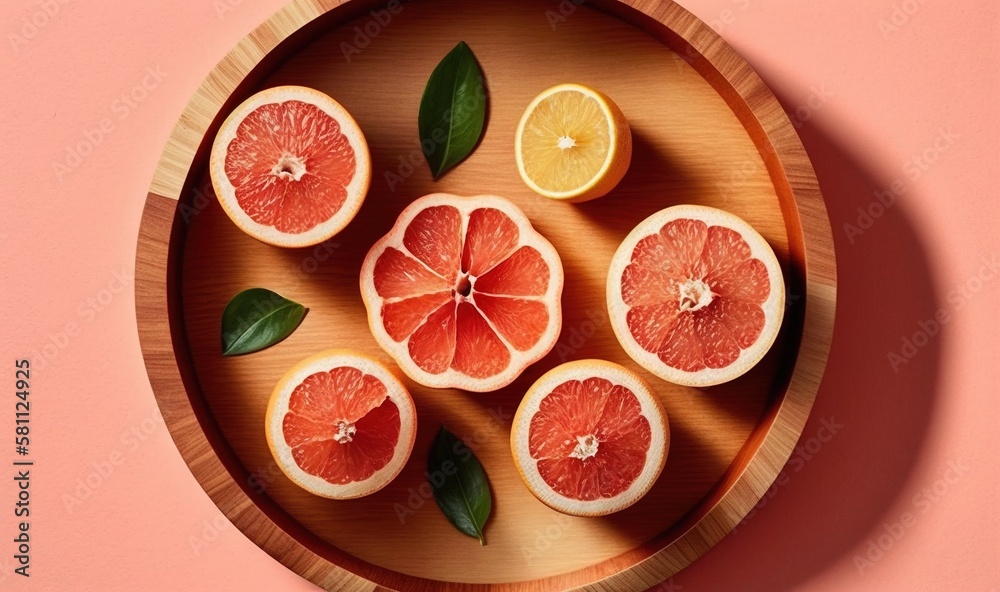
[515, 84, 631, 202]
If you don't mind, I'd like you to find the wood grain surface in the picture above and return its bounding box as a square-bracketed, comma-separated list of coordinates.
[134, 0, 837, 590]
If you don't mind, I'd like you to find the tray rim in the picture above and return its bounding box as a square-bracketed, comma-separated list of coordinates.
[133, 0, 838, 590]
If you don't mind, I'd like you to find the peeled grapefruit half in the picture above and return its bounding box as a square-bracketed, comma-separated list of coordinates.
[511, 360, 669, 516]
[607, 205, 785, 387]
[265, 350, 416, 499]
[360, 194, 564, 392]
[210, 85, 371, 248]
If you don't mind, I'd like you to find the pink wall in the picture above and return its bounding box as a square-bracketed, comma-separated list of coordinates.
[0, 0, 995, 590]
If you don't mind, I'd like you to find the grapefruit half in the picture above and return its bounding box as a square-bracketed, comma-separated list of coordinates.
[210, 85, 371, 248]
[360, 194, 564, 392]
[265, 350, 416, 499]
[511, 360, 669, 516]
[607, 205, 785, 387]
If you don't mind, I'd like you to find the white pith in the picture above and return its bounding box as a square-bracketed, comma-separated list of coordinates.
[359, 194, 564, 393]
[511, 360, 669, 517]
[272, 154, 307, 181]
[606, 205, 786, 387]
[557, 135, 577, 150]
[678, 277, 714, 312]
[210, 85, 372, 248]
[569, 435, 599, 460]
[332, 420, 356, 444]
[265, 351, 416, 499]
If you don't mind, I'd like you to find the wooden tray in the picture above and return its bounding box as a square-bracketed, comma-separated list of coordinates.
[134, 0, 836, 589]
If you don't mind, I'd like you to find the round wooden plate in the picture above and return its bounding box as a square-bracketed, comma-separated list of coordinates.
[134, 0, 836, 590]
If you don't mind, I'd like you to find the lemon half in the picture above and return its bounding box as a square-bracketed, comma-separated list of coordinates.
[515, 83, 632, 202]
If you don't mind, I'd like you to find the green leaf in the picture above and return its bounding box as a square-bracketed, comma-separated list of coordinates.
[418, 41, 487, 179]
[221, 288, 306, 356]
[428, 425, 492, 545]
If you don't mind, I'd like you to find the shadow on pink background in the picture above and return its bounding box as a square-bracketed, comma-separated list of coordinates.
[663, 84, 943, 591]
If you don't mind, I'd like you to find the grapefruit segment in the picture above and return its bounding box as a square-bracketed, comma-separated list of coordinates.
[265, 350, 416, 499]
[656, 218, 709, 276]
[657, 313, 704, 372]
[625, 304, 680, 351]
[408, 301, 457, 375]
[475, 246, 551, 297]
[210, 86, 371, 247]
[381, 291, 452, 341]
[452, 303, 511, 379]
[285, 366, 385, 423]
[702, 226, 751, 281]
[474, 294, 549, 352]
[373, 248, 451, 298]
[403, 205, 463, 278]
[711, 258, 770, 303]
[714, 298, 767, 349]
[462, 208, 520, 276]
[621, 265, 678, 308]
[360, 194, 563, 392]
[511, 360, 669, 516]
[608, 205, 785, 387]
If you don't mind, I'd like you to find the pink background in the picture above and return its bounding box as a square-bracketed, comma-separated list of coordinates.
[1, 0, 997, 590]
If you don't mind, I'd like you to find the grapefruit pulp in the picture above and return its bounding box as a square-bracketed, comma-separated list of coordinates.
[360, 194, 564, 392]
[265, 350, 416, 499]
[210, 85, 371, 248]
[511, 360, 669, 516]
[607, 205, 785, 387]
